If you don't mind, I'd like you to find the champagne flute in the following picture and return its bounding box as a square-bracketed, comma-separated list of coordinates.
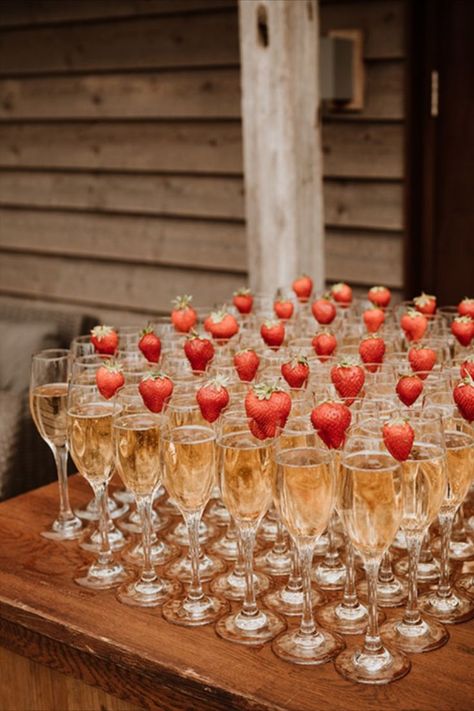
[419, 416, 474, 623]
[30, 349, 82, 540]
[379, 411, 449, 652]
[161, 423, 229, 626]
[112, 387, 180, 606]
[216, 429, 286, 645]
[271, 443, 345, 664]
[67, 382, 130, 589]
[334, 430, 411, 684]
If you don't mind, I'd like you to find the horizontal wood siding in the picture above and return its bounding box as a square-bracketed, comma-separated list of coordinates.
[0, 0, 406, 317]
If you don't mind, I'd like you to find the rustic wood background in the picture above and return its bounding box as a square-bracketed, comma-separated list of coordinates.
[0, 0, 405, 322]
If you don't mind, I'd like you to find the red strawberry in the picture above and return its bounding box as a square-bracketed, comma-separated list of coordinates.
[396, 374, 423, 406]
[311, 297, 336, 325]
[312, 331, 337, 362]
[184, 333, 215, 373]
[274, 298, 294, 320]
[458, 298, 474, 319]
[261, 320, 285, 350]
[138, 372, 173, 413]
[95, 361, 124, 400]
[233, 288, 253, 315]
[453, 376, 474, 422]
[414, 292, 437, 315]
[206, 310, 240, 341]
[330, 361, 365, 405]
[382, 419, 415, 461]
[368, 285, 391, 308]
[408, 346, 437, 378]
[451, 316, 474, 347]
[401, 310, 428, 341]
[359, 336, 386, 371]
[245, 382, 292, 439]
[460, 356, 474, 380]
[234, 349, 260, 382]
[90, 325, 118, 355]
[171, 295, 197, 333]
[138, 327, 161, 364]
[363, 307, 385, 333]
[331, 282, 352, 306]
[292, 275, 313, 303]
[196, 377, 230, 423]
[310, 401, 352, 449]
[281, 356, 309, 389]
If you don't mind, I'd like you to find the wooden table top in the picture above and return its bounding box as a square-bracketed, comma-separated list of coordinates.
[0, 476, 473, 711]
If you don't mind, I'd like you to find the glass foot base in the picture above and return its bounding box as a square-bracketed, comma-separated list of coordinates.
[216, 608, 286, 646]
[254, 548, 292, 577]
[334, 645, 411, 685]
[210, 569, 271, 601]
[433, 536, 474, 562]
[75, 496, 128, 522]
[119, 509, 170, 535]
[394, 555, 440, 584]
[456, 574, 474, 597]
[79, 523, 127, 553]
[272, 627, 344, 665]
[316, 599, 383, 636]
[117, 577, 181, 608]
[257, 516, 279, 542]
[112, 488, 135, 505]
[122, 538, 180, 567]
[207, 533, 239, 561]
[41, 515, 83, 541]
[381, 616, 449, 654]
[358, 578, 407, 608]
[264, 584, 326, 617]
[164, 552, 226, 583]
[419, 588, 474, 624]
[313, 561, 346, 590]
[163, 594, 229, 627]
[75, 561, 131, 590]
[206, 499, 231, 526]
[166, 519, 217, 547]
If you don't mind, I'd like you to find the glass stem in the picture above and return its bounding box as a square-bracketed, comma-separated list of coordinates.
[419, 533, 434, 564]
[379, 550, 394, 583]
[341, 541, 358, 608]
[53, 445, 75, 523]
[363, 559, 383, 654]
[233, 527, 245, 577]
[325, 514, 340, 568]
[403, 534, 422, 625]
[185, 511, 204, 602]
[96, 482, 113, 567]
[272, 519, 287, 555]
[287, 542, 302, 592]
[298, 542, 316, 636]
[438, 512, 454, 599]
[137, 495, 156, 584]
[241, 527, 258, 617]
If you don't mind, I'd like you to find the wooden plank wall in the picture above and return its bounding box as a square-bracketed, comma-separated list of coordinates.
[0, 0, 405, 321]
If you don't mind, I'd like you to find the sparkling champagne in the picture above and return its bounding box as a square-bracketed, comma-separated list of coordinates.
[400, 443, 446, 533]
[113, 413, 161, 496]
[30, 383, 68, 448]
[339, 450, 402, 560]
[220, 436, 273, 525]
[275, 447, 334, 540]
[442, 431, 474, 512]
[67, 402, 114, 484]
[162, 425, 216, 512]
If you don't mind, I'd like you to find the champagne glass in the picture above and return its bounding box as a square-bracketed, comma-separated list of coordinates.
[30, 349, 82, 540]
[419, 416, 474, 623]
[334, 430, 411, 684]
[67, 382, 130, 589]
[112, 387, 180, 606]
[161, 423, 229, 626]
[271, 444, 345, 664]
[380, 411, 449, 652]
[216, 429, 286, 645]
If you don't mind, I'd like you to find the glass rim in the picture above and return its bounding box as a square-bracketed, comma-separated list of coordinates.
[217, 429, 275, 449]
[274, 443, 333, 465]
[161, 423, 215, 444]
[32, 348, 70, 361]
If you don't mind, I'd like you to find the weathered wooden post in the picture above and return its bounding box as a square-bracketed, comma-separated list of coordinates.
[239, 0, 324, 295]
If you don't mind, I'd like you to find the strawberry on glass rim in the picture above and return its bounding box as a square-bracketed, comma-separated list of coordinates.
[196, 376, 230, 423]
[138, 371, 174, 413]
[280, 356, 309, 389]
[90, 325, 119, 355]
[382, 419, 415, 461]
[408, 345, 437, 377]
[244, 381, 292, 439]
[273, 295, 294, 320]
[330, 359, 365, 405]
[95, 360, 124, 399]
[183, 331, 215, 373]
[358, 335, 385, 372]
[310, 400, 352, 449]
[261, 319, 285, 350]
[400, 309, 428, 342]
[205, 309, 239, 341]
[396, 374, 423, 407]
[331, 282, 352, 307]
[292, 274, 313, 303]
[453, 375, 474, 422]
[138, 326, 161, 363]
[234, 349, 260, 382]
[451, 316, 474, 347]
[457, 297, 474, 319]
[460, 355, 474, 380]
[368, 285, 391, 308]
[414, 292, 437, 315]
[312, 330, 337, 362]
[363, 306, 385, 333]
[171, 294, 197, 333]
[311, 295, 337, 325]
[232, 287, 253, 315]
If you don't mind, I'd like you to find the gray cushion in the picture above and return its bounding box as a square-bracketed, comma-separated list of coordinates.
[0, 319, 60, 394]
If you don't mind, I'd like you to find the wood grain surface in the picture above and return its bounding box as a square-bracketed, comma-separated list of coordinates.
[0, 475, 472, 711]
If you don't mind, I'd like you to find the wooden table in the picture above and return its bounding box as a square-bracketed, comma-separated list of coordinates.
[0, 476, 473, 711]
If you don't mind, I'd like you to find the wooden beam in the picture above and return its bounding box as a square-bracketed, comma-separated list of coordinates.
[239, 0, 324, 294]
